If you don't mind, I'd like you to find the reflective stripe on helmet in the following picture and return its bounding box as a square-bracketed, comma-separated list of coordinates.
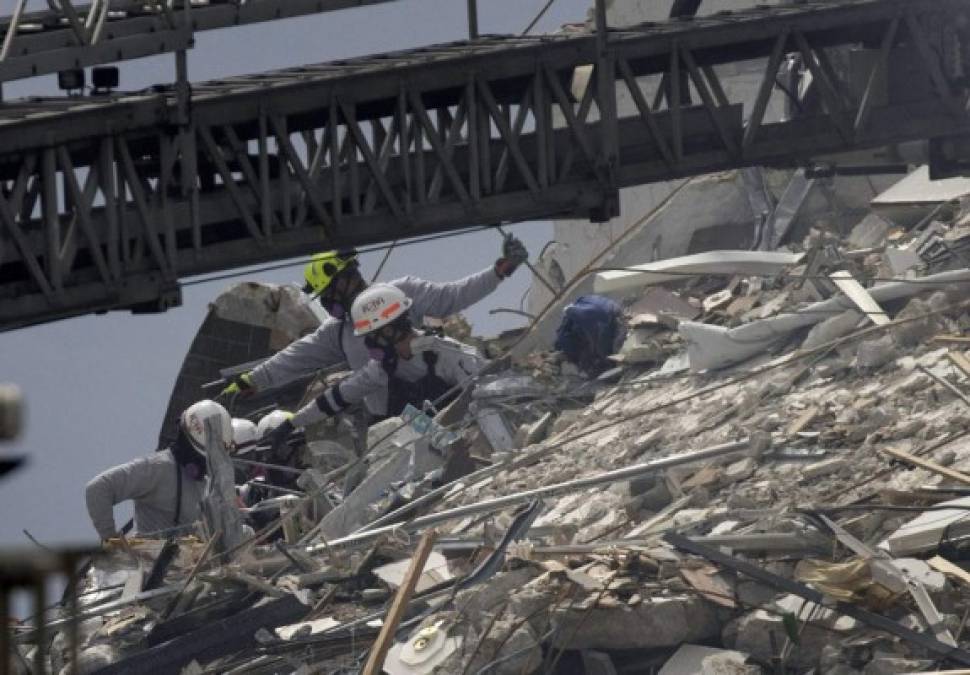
[380, 302, 401, 319]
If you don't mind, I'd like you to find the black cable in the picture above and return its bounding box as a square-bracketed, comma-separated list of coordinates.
[521, 0, 559, 35]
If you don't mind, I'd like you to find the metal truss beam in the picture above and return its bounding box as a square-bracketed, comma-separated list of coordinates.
[1, 0, 970, 329]
[0, 0, 399, 82]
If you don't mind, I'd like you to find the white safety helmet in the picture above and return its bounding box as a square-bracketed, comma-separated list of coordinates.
[231, 418, 259, 450]
[181, 399, 233, 455]
[256, 410, 293, 439]
[351, 283, 412, 336]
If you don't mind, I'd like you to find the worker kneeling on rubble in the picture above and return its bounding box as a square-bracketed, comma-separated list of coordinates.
[222, 235, 526, 416]
[84, 400, 232, 541]
[262, 284, 484, 446]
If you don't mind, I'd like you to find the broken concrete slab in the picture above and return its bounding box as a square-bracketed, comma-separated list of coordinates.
[848, 213, 893, 249]
[872, 165, 970, 227]
[628, 287, 701, 321]
[594, 250, 803, 295]
[611, 329, 664, 364]
[681, 268, 970, 371]
[882, 496, 970, 556]
[549, 594, 720, 650]
[802, 310, 865, 351]
[801, 457, 848, 482]
[374, 551, 452, 593]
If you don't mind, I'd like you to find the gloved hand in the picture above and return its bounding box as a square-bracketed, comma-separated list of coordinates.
[221, 372, 255, 399]
[263, 419, 295, 456]
[494, 235, 528, 278]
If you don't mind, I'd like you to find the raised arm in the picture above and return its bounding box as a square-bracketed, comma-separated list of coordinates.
[84, 456, 159, 540]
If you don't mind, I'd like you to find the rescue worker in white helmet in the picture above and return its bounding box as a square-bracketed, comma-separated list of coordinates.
[263, 285, 484, 447]
[84, 400, 232, 541]
[231, 418, 258, 453]
[222, 235, 527, 416]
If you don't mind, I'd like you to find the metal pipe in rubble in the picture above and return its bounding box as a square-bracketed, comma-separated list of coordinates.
[309, 438, 752, 554]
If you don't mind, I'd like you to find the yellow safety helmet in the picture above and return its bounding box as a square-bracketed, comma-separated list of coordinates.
[302, 249, 358, 296]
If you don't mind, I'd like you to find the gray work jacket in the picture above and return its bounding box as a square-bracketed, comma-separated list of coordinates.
[250, 267, 501, 415]
[291, 335, 485, 426]
[84, 450, 205, 540]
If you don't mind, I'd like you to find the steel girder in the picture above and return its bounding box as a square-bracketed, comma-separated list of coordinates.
[1, 0, 970, 330]
[0, 0, 399, 82]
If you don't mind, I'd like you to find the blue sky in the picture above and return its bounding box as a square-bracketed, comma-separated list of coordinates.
[0, 0, 590, 546]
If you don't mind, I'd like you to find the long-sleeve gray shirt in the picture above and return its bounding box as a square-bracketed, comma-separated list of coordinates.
[291, 335, 486, 427]
[250, 267, 501, 415]
[85, 450, 205, 540]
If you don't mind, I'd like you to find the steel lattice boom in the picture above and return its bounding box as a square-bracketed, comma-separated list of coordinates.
[0, 0, 399, 82]
[1, 0, 969, 330]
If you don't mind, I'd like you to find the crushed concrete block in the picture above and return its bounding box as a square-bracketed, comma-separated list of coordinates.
[724, 595, 856, 670]
[802, 309, 865, 351]
[658, 643, 757, 675]
[882, 496, 970, 555]
[893, 558, 947, 594]
[374, 551, 452, 593]
[801, 458, 848, 481]
[892, 298, 941, 348]
[848, 213, 892, 248]
[855, 336, 896, 371]
[723, 457, 757, 484]
[518, 412, 555, 448]
[459, 617, 542, 675]
[885, 246, 921, 275]
[613, 329, 663, 364]
[550, 595, 720, 650]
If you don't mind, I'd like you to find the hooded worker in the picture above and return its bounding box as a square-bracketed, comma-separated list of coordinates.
[84, 400, 232, 541]
[263, 284, 484, 447]
[221, 235, 527, 416]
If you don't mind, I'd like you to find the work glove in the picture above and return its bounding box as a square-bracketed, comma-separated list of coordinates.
[494, 235, 528, 279]
[221, 372, 255, 399]
[263, 419, 295, 457]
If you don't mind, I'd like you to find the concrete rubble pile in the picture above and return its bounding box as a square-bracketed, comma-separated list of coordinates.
[15, 200, 970, 675]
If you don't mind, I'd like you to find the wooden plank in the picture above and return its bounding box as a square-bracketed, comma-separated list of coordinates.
[928, 555, 970, 588]
[880, 446, 970, 486]
[361, 529, 437, 675]
[932, 335, 970, 345]
[949, 351, 970, 379]
[787, 405, 820, 437]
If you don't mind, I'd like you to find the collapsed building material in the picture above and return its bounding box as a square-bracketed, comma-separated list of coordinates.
[871, 165, 970, 227]
[681, 268, 970, 371]
[880, 446, 970, 486]
[882, 496, 970, 557]
[593, 250, 803, 295]
[311, 439, 753, 553]
[97, 595, 307, 674]
[817, 514, 957, 647]
[665, 533, 970, 666]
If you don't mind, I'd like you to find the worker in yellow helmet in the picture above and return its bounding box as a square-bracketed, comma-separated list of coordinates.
[223, 236, 527, 417]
